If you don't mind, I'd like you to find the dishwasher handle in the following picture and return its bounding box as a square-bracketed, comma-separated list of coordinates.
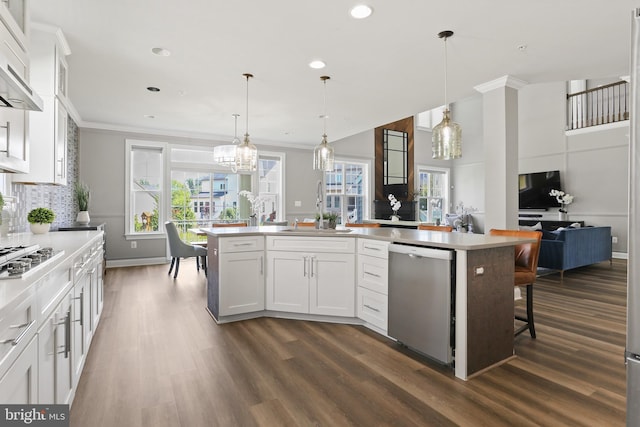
[388, 243, 453, 261]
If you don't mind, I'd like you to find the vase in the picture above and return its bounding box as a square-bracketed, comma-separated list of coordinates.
[30, 223, 51, 234]
[249, 215, 258, 227]
[391, 215, 400, 222]
[76, 210, 90, 224]
[558, 211, 568, 221]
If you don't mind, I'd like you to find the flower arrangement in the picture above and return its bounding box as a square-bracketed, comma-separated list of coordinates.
[75, 182, 90, 212]
[388, 194, 401, 219]
[549, 189, 574, 213]
[454, 201, 477, 231]
[239, 190, 264, 217]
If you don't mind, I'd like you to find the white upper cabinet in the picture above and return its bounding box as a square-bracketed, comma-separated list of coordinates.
[0, 0, 28, 54]
[14, 26, 71, 184]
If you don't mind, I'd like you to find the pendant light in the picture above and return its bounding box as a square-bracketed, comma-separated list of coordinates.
[432, 30, 462, 160]
[213, 113, 240, 170]
[235, 73, 258, 173]
[313, 75, 335, 171]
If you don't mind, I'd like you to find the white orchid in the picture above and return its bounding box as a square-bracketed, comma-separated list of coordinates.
[549, 189, 574, 206]
[387, 194, 401, 213]
[549, 189, 574, 213]
[239, 190, 264, 215]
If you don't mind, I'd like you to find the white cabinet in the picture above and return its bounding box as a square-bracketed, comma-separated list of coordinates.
[88, 240, 104, 329]
[0, 336, 37, 404]
[356, 238, 389, 332]
[266, 236, 355, 317]
[15, 27, 71, 184]
[71, 259, 91, 388]
[0, 0, 27, 50]
[0, 290, 37, 404]
[217, 236, 265, 316]
[0, 16, 28, 173]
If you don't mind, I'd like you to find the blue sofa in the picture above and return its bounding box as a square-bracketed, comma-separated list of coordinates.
[538, 226, 612, 277]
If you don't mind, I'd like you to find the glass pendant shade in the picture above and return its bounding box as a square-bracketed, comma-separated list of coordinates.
[432, 108, 462, 159]
[313, 135, 334, 171]
[313, 76, 334, 171]
[432, 30, 462, 160]
[214, 114, 241, 168]
[235, 74, 257, 172]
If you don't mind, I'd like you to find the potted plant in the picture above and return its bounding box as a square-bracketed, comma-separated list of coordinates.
[28, 207, 55, 234]
[315, 212, 339, 229]
[75, 181, 91, 224]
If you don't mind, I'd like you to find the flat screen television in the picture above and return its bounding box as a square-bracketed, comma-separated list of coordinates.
[518, 170, 562, 210]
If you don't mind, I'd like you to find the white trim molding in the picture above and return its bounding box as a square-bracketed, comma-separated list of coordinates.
[474, 75, 528, 93]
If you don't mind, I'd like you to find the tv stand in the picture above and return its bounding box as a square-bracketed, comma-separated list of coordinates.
[519, 219, 584, 231]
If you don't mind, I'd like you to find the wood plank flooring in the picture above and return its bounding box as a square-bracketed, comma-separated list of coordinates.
[70, 259, 627, 427]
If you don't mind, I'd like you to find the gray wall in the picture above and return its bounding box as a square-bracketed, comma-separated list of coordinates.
[79, 128, 322, 262]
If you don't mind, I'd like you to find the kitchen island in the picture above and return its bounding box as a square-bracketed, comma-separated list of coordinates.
[202, 226, 532, 380]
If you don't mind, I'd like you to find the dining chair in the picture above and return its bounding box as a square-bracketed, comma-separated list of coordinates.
[418, 224, 453, 232]
[345, 222, 381, 228]
[262, 221, 289, 226]
[489, 228, 543, 338]
[165, 221, 208, 279]
[211, 222, 247, 227]
[296, 221, 316, 227]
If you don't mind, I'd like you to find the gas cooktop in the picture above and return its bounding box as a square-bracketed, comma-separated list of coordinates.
[0, 244, 65, 279]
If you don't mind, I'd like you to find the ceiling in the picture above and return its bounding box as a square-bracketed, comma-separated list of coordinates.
[30, 0, 635, 147]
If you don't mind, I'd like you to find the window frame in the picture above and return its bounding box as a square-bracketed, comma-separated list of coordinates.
[415, 164, 450, 224]
[124, 139, 168, 240]
[324, 157, 371, 224]
[254, 151, 286, 223]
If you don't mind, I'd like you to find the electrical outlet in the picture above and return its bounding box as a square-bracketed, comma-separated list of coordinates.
[294, 200, 302, 207]
[131, 241, 137, 249]
[612, 236, 618, 244]
[474, 266, 485, 276]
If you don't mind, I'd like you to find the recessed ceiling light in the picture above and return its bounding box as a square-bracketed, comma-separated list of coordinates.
[151, 47, 171, 56]
[147, 86, 160, 92]
[144, 114, 155, 119]
[350, 4, 373, 19]
[309, 60, 326, 69]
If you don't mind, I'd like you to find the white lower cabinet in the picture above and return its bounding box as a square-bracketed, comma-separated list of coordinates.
[356, 238, 389, 332]
[266, 237, 356, 317]
[37, 291, 73, 404]
[0, 336, 38, 404]
[72, 267, 91, 388]
[219, 251, 265, 316]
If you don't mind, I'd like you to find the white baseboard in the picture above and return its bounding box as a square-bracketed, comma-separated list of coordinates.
[106, 257, 167, 268]
[613, 251, 628, 260]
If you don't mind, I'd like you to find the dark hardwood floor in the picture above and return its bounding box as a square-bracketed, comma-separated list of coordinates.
[70, 259, 627, 427]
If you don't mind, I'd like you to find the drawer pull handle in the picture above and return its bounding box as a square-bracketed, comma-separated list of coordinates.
[364, 271, 381, 278]
[364, 304, 380, 313]
[1, 320, 35, 346]
[233, 242, 254, 247]
[363, 245, 381, 251]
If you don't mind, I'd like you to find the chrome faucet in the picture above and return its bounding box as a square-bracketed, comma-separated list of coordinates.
[316, 179, 324, 229]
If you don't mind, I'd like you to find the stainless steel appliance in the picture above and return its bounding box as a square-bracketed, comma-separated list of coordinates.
[387, 243, 454, 364]
[0, 244, 64, 279]
[628, 9, 640, 425]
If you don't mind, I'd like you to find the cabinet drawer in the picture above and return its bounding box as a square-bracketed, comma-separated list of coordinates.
[358, 254, 388, 295]
[36, 263, 73, 324]
[267, 236, 355, 253]
[219, 236, 265, 253]
[357, 287, 387, 332]
[0, 292, 35, 380]
[357, 238, 389, 259]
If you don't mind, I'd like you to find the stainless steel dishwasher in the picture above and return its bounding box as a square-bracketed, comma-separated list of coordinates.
[388, 243, 455, 365]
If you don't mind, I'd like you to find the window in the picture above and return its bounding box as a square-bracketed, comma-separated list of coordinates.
[256, 152, 285, 223]
[325, 159, 369, 224]
[416, 166, 449, 223]
[125, 140, 166, 237]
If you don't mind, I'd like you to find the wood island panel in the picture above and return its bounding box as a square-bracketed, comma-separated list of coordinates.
[465, 246, 514, 375]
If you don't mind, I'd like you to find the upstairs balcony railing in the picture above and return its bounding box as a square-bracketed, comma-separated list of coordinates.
[566, 80, 629, 130]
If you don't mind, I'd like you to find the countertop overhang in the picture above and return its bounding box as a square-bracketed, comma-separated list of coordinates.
[199, 226, 534, 251]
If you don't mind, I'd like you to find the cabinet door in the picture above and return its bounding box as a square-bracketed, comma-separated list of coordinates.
[54, 99, 68, 184]
[219, 251, 264, 316]
[37, 318, 56, 404]
[72, 275, 89, 387]
[0, 336, 37, 404]
[309, 253, 356, 316]
[266, 251, 309, 313]
[54, 297, 73, 404]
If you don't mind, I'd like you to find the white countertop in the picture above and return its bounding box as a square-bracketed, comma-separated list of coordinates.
[200, 226, 533, 251]
[0, 230, 103, 318]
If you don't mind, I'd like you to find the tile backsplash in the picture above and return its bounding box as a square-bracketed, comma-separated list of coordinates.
[11, 116, 80, 232]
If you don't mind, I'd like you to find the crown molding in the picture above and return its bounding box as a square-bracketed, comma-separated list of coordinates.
[474, 75, 528, 93]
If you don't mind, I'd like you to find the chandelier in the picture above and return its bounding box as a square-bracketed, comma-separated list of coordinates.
[235, 73, 258, 173]
[313, 75, 335, 171]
